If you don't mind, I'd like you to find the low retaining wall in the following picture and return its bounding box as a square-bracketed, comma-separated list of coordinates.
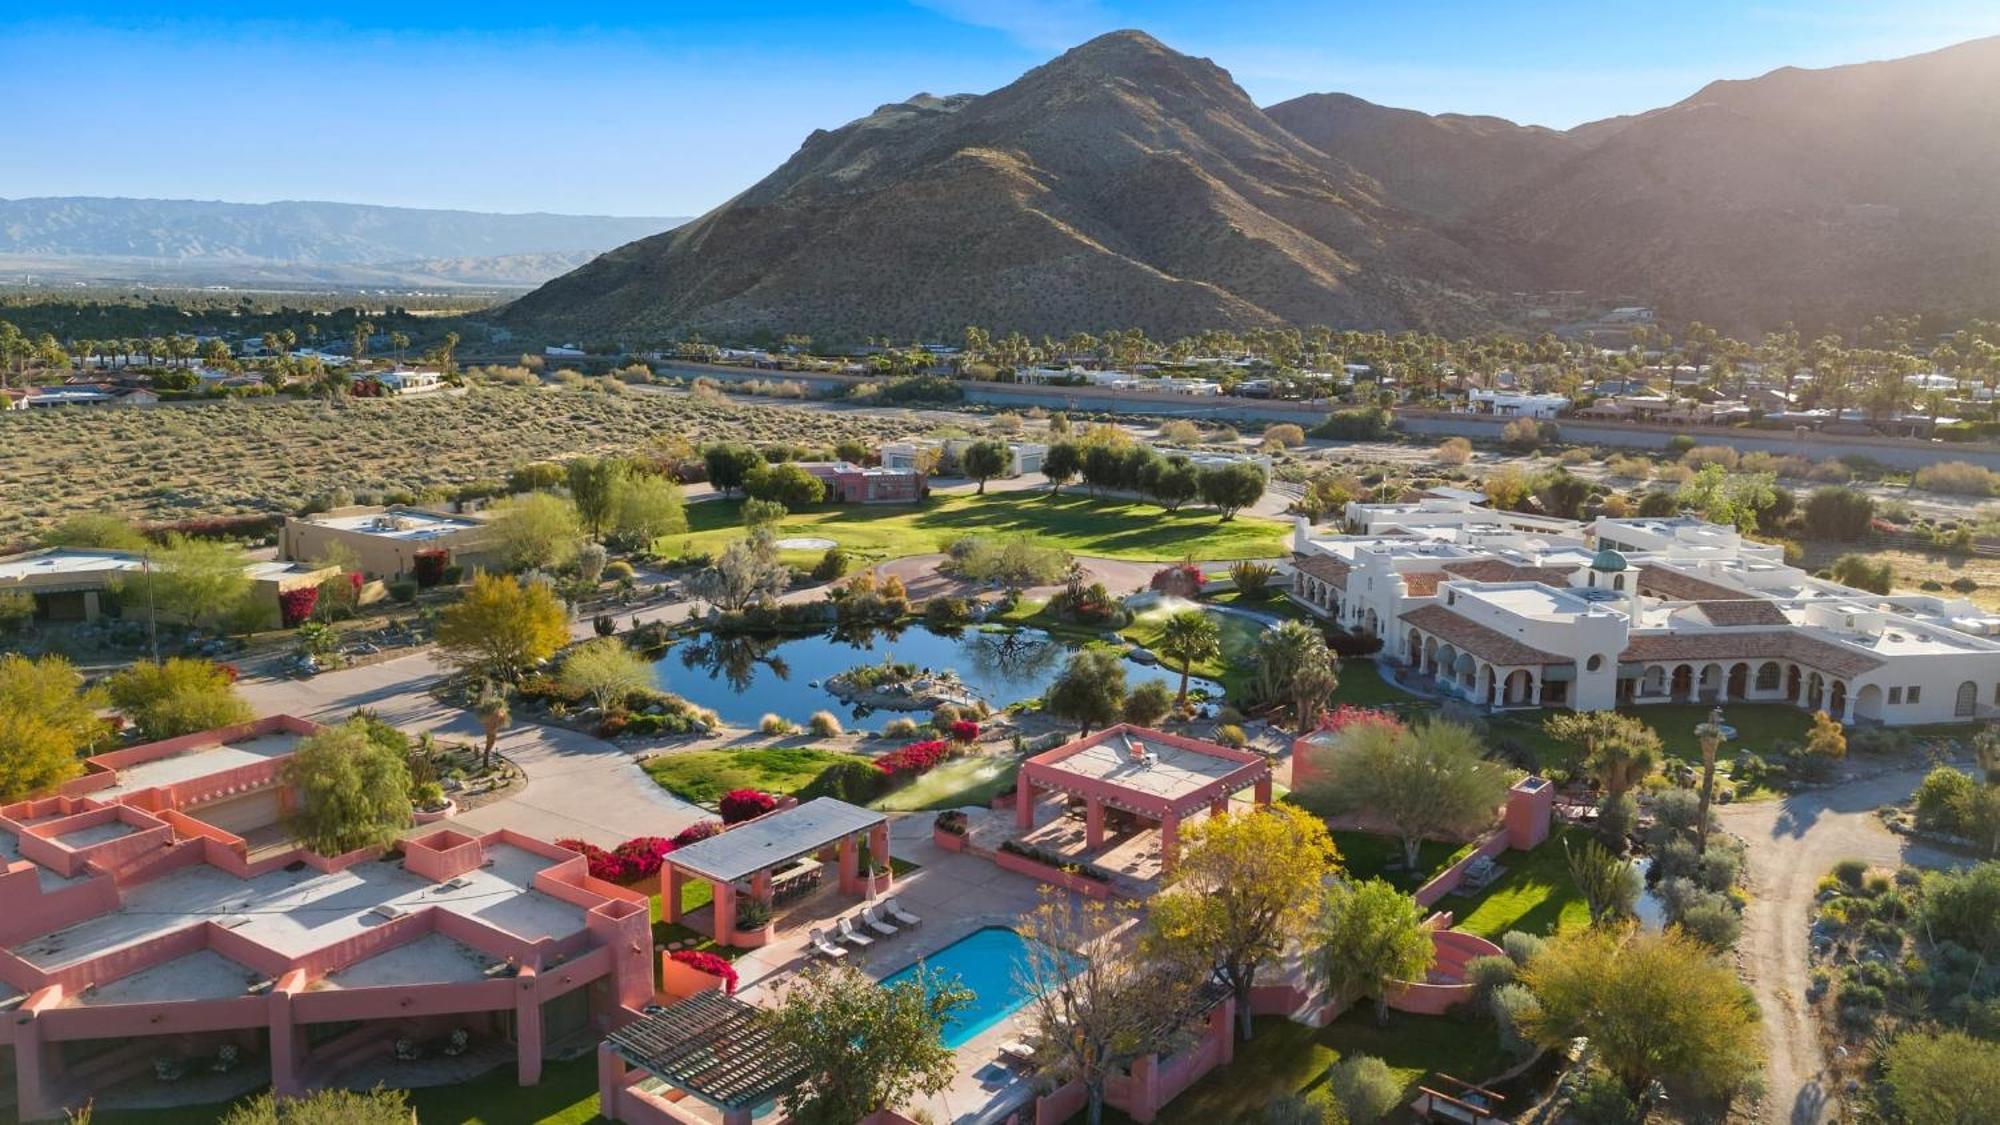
[1413, 829, 1510, 908]
[932, 827, 967, 852]
[991, 848, 1112, 900]
[1032, 998, 1235, 1124]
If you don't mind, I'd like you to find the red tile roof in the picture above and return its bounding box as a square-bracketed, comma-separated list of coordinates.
[1619, 631, 1882, 678]
[1637, 566, 1745, 602]
[1400, 604, 1567, 667]
[1292, 554, 1350, 590]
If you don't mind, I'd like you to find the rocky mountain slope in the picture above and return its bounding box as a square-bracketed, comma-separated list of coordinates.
[508, 30, 2000, 339]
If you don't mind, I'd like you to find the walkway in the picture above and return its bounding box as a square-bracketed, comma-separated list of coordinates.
[238, 651, 704, 847]
[1716, 766, 1968, 1124]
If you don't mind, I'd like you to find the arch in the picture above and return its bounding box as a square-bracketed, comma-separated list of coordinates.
[1829, 680, 1848, 718]
[1956, 680, 1978, 718]
[1423, 636, 1440, 674]
[1854, 684, 1885, 722]
[1697, 663, 1723, 701]
[1452, 650, 1475, 688]
[1406, 629, 1423, 666]
[1671, 664, 1694, 701]
[1363, 608, 1380, 636]
[1787, 665, 1802, 702]
[1642, 665, 1666, 696]
[1727, 663, 1749, 700]
[1612, 573, 1626, 591]
[1755, 661, 1782, 692]
[1806, 672, 1825, 711]
[1504, 669, 1534, 706]
[1482, 666, 1498, 706]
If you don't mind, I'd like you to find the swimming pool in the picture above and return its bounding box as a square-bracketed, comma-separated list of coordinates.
[879, 926, 1081, 1048]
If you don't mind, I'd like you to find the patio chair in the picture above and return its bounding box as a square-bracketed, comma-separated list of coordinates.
[885, 896, 922, 927]
[836, 915, 875, 947]
[996, 1040, 1037, 1069]
[809, 928, 848, 959]
[861, 903, 900, 937]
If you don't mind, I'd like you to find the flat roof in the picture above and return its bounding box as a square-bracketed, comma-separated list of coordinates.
[17, 841, 587, 970]
[74, 949, 263, 1006]
[0, 550, 144, 582]
[1029, 727, 1268, 813]
[1469, 584, 1599, 620]
[92, 731, 302, 799]
[666, 798, 884, 884]
[323, 933, 497, 989]
[304, 509, 483, 540]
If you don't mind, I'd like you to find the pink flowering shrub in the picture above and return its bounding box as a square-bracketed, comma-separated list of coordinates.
[554, 835, 676, 883]
[1149, 563, 1205, 599]
[670, 820, 723, 847]
[720, 789, 778, 825]
[875, 739, 951, 779]
[670, 949, 738, 994]
[949, 719, 981, 743]
[1317, 704, 1406, 737]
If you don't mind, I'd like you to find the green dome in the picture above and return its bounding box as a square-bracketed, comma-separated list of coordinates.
[1590, 547, 1630, 572]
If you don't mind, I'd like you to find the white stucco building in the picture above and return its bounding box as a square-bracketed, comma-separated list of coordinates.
[1285, 500, 2000, 726]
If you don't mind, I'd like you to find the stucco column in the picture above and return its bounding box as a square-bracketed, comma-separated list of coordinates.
[664, 865, 685, 924]
[82, 590, 101, 622]
[750, 869, 771, 905]
[267, 971, 307, 1096]
[13, 1006, 51, 1122]
[1254, 775, 1273, 807]
[514, 968, 544, 1086]
[1839, 684, 1855, 724]
[1085, 796, 1106, 849]
[1014, 770, 1036, 830]
[837, 836, 861, 896]
[712, 881, 737, 945]
[1159, 815, 1180, 877]
[1129, 1052, 1161, 1123]
[597, 1044, 630, 1124]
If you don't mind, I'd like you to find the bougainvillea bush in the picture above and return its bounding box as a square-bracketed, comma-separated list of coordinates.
[1317, 704, 1406, 738]
[554, 835, 676, 883]
[278, 586, 319, 627]
[1149, 563, 1205, 599]
[671, 820, 722, 847]
[720, 788, 777, 825]
[949, 720, 981, 744]
[669, 949, 738, 994]
[875, 739, 951, 780]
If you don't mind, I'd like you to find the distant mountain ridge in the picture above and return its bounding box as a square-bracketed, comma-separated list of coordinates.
[506, 30, 2000, 338]
[0, 197, 686, 288]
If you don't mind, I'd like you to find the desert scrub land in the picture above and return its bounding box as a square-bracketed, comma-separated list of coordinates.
[0, 386, 909, 542]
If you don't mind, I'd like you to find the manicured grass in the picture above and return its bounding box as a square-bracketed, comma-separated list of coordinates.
[672, 492, 1289, 564]
[86, 1054, 605, 1125]
[1488, 702, 1816, 790]
[1326, 657, 1427, 709]
[871, 754, 1021, 812]
[1449, 826, 1591, 940]
[1328, 830, 1461, 891]
[1119, 1010, 1509, 1125]
[1122, 604, 1273, 698]
[642, 747, 857, 804]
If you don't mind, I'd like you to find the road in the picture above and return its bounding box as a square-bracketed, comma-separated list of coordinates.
[1715, 767, 1967, 1124]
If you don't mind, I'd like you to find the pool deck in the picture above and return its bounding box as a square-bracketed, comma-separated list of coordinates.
[730, 813, 1050, 1124]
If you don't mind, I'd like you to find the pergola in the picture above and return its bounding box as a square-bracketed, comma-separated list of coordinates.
[661, 797, 888, 945]
[601, 992, 805, 1125]
[1014, 724, 1273, 873]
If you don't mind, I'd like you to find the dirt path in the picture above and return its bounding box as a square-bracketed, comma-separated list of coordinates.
[1715, 768, 1966, 1124]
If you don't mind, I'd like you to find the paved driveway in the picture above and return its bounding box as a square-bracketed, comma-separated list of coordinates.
[239, 652, 703, 847]
[1717, 767, 1968, 1124]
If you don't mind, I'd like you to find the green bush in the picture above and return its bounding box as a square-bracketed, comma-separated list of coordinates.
[387, 578, 419, 603]
[1327, 1054, 1401, 1123]
[1913, 767, 1978, 835]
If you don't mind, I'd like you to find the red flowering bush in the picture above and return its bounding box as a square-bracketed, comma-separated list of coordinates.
[876, 739, 951, 780]
[948, 720, 981, 743]
[1149, 563, 1205, 599]
[279, 586, 319, 627]
[720, 789, 777, 824]
[413, 549, 449, 588]
[671, 820, 723, 848]
[216, 663, 241, 684]
[1317, 704, 1405, 737]
[554, 836, 675, 883]
[670, 949, 738, 994]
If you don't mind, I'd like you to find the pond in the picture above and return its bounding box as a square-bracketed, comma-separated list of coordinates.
[653, 623, 1223, 731]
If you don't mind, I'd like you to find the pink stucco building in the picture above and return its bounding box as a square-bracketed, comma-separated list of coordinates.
[0, 716, 652, 1121]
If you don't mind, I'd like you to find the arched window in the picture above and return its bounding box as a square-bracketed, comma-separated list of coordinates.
[1612, 574, 1625, 591]
[1755, 662, 1781, 691]
[1956, 681, 1978, 718]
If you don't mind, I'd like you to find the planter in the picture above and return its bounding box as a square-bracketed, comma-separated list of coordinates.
[993, 847, 1111, 900]
[411, 800, 458, 825]
[659, 956, 727, 1000]
[726, 922, 776, 950]
[933, 826, 967, 853]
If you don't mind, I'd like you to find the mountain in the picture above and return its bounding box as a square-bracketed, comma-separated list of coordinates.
[508, 31, 2000, 339]
[1464, 35, 2000, 330]
[505, 30, 1507, 340]
[0, 197, 686, 288]
[1264, 93, 1592, 222]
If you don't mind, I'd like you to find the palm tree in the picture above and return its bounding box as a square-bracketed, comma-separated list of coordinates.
[474, 683, 510, 770]
[352, 321, 374, 366]
[1155, 610, 1220, 708]
[1253, 620, 1340, 732]
[389, 331, 409, 365]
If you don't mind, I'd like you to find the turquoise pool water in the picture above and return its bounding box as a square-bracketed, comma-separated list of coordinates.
[879, 926, 1080, 1048]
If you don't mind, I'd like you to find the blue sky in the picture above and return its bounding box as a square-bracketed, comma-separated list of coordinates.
[4, 1, 1995, 216]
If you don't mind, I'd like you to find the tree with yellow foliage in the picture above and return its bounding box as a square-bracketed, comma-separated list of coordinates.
[436, 573, 568, 682]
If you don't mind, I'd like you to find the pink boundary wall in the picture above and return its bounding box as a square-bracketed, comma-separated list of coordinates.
[1031, 997, 1236, 1125]
[0, 718, 654, 1122]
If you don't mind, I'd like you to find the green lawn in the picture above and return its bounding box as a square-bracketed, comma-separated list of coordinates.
[1448, 827, 1591, 940]
[87, 1054, 605, 1125]
[1328, 830, 1462, 891]
[1115, 1011, 1509, 1125]
[642, 747, 858, 804]
[1326, 657, 1427, 710]
[1122, 604, 1273, 698]
[871, 754, 1021, 812]
[671, 492, 1289, 564]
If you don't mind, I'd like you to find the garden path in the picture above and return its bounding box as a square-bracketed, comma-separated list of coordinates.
[1716, 765, 1966, 1124]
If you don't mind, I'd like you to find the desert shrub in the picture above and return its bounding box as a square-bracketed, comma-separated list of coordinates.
[881, 717, 921, 739]
[1227, 560, 1275, 600]
[1434, 437, 1472, 465]
[1604, 454, 1653, 479]
[1675, 899, 1743, 950]
[1830, 553, 1893, 594]
[1311, 407, 1393, 440]
[1123, 680, 1175, 726]
[387, 578, 418, 603]
[1913, 767, 1977, 834]
[1158, 419, 1203, 445]
[1665, 434, 1697, 454]
[1214, 723, 1247, 748]
[1490, 982, 1541, 1058]
[1803, 486, 1875, 540]
[1327, 1054, 1401, 1123]
[1567, 1068, 1638, 1123]
[1264, 423, 1306, 448]
[1806, 458, 1855, 483]
[1501, 930, 1546, 966]
[1500, 417, 1544, 450]
[1463, 954, 1517, 1002]
[759, 713, 796, 736]
[811, 548, 850, 582]
[807, 710, 844, 738]
[1832, 858, 1870, 888]
[1915, 461, 2000, 496]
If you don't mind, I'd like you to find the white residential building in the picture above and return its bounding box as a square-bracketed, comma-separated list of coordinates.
[1285, 499, 2000, 726]
[1467, 389, 1571, 418]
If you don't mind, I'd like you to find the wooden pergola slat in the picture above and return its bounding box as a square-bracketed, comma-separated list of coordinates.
[605, 992, 806, 1110]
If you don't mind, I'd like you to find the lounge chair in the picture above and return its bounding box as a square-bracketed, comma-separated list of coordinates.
[836, 916, 875, 947]
[809, 928, 848, 959]
[861, 903, 899, 937]
[885, 896, 922, 927]
[996, 1040, 1037, 1068]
